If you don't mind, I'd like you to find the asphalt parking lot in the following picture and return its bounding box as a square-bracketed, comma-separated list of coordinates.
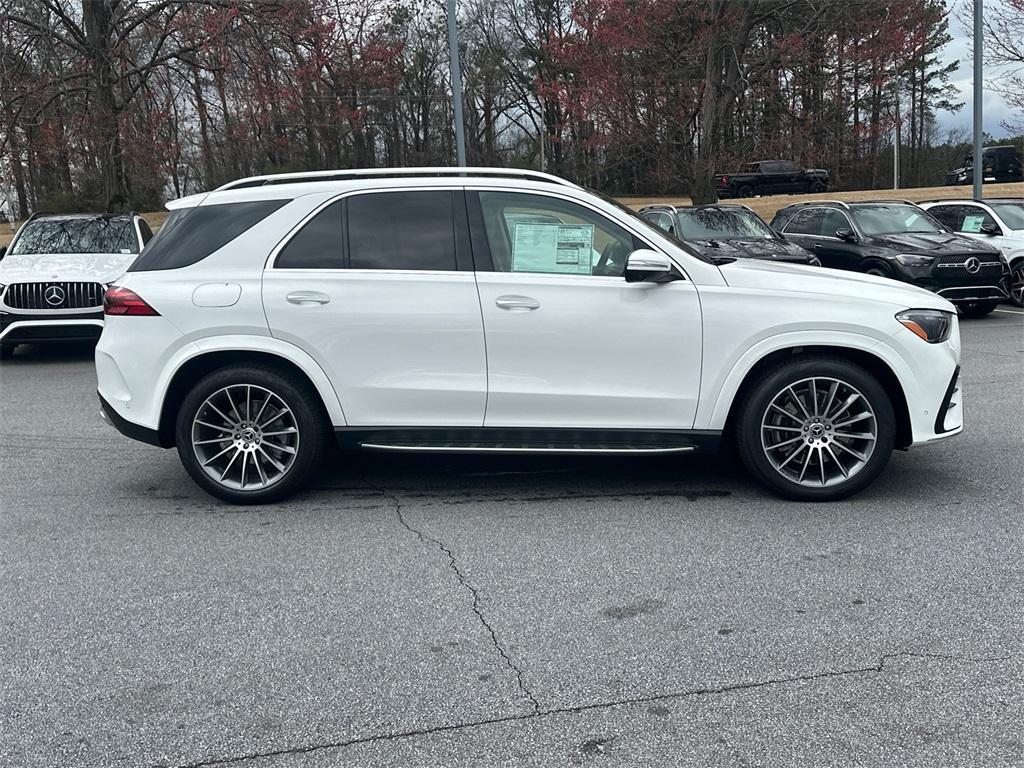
[2, 309, 1022, 768]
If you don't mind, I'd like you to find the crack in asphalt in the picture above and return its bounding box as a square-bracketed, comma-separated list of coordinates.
[166, 647, 1012, 767]
[367, 481, 543, 717]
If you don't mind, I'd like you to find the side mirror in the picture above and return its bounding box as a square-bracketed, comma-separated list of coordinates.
[979, 222, 1000, 236]
[836, 228, 857, 242]
[624, 249, 679, 283]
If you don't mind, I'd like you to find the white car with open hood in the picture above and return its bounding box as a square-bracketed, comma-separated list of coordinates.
[95, 168, 963, 504]
[0, 213, 152, 357]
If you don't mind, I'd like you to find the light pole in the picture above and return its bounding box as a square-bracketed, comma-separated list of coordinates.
[446, 0, 467, 167]
[972, 0, 983, 200]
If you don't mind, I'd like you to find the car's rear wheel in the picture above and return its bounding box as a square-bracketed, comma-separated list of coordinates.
[736, 357, 896, 501]
[958, 300, 999, 318]
[175, 365, 329, 504]
[737, 184, 755, 198]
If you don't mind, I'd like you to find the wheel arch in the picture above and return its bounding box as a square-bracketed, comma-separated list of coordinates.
[157, 344, 345, 447]
[720, 345, 913, 450]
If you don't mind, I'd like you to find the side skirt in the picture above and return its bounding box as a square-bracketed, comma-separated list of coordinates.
[334, 427, 721, 455]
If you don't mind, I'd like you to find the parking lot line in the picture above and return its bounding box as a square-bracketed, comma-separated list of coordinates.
[993, 308, 1024, 315]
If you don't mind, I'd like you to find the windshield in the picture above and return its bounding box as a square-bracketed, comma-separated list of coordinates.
[850, 205, 944, 236]
[11, 217, 138, 255]
[675, 208, 775, 240]
[991, 203, 1024, 230]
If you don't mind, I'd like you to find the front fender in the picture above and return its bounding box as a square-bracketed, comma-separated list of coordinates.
[699, 329, 912, 430]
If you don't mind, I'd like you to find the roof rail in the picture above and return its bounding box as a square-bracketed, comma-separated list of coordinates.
[867, 199, 921, 206]
[638, 203, 679, 215]
[785, 199, 851, 209]
[216, 167, 581, 192]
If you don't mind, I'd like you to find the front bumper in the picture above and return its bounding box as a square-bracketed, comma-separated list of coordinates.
[0, 309, 104, 344]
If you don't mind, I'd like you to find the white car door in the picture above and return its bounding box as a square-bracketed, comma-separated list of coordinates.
[469, 189, 703, 430]
[262, 189, 487, 427]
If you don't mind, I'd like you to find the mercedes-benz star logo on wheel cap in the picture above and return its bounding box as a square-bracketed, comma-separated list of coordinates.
[964, 257, 981, 274]
[44, 285, 66, 306]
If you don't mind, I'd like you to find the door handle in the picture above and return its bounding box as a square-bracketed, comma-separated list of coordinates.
[286, 290, 331, 306]
[495, 295, 540, 311]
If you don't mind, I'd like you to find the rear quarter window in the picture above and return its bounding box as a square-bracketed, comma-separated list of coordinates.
[129, 199, 287, 271]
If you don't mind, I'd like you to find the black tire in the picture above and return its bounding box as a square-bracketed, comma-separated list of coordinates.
[865, 264, 893, 278]
[809, 181, 828, 194]
[958, 300, 999, 318]
[1009, 260, 1024, 308]
[735, 356, 896, 502]
[0, 344, 16, 361]
[174, 365, 330, 504]
[737, 185, 755, 198]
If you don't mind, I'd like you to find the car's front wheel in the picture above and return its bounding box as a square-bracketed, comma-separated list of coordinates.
[736, 356, 896, 501]
[1008, 260, 1024, 308]
[175, 365, 329, 504]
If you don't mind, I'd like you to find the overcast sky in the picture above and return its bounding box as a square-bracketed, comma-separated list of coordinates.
[937, 0, 1018, 137]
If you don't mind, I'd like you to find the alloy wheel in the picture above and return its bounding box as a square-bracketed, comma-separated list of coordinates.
[190, 384, 299, 491]
[760, 377, 878, 488]
[1011, 262, 1024, 306]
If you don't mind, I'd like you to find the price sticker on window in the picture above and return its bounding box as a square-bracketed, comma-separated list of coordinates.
[511, 223, 595, 275]
[961, 215, 985, 233]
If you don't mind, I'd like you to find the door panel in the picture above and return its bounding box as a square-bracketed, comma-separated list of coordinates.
[476, 272, 703, 429]
[264, 271, 487, 426]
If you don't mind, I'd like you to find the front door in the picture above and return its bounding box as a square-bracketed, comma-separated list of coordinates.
[263, 189, 487, 427]
[469, 190, 703, 430]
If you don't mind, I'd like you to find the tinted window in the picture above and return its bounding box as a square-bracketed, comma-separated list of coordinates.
[348, 191, 455, 271]
[276, 201, 343, 268]
[927, 205, 960, 229]
[820, 209, 851, 237]
[785, 209, 825, 235]
[11, 217, 138, 255]
[779, 161, 803, 173]
[130, 199, 287, 271]
[138, 219, 154, 245]
[478, 191, 638, 277]
[642, 211, 675, 234]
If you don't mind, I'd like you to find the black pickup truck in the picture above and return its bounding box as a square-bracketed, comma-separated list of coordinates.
[715, 160, 829, 198]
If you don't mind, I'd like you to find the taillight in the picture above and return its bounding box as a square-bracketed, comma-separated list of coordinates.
[720, 175, 729, 186]
[103, 286, 160, 316]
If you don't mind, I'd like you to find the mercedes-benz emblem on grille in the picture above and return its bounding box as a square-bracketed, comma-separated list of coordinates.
[44, 285, 66, 306]
[964, 257, 981, 274]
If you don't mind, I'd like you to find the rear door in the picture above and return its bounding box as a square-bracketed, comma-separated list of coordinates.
[262, 189, 487, 427]
[469, 189, 703, 430]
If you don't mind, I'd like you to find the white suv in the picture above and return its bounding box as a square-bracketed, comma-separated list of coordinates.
[96, 168, 964, 504]
[0, 212, 152, 358]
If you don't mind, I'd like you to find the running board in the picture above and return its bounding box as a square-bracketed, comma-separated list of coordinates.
[359, 442, 695, 455]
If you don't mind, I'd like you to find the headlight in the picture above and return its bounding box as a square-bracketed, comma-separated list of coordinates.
[896, 309, 954, 343]
[895, 254, 935, 267]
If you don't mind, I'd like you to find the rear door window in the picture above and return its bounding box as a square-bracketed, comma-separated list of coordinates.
[347, 191, 457, 271]
[275, 201, 343, 269]
[785, 209, 825, 235]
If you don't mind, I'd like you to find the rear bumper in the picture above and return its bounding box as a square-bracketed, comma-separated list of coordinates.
[99, 392, 164, 447]
[0, 310, 104, 344]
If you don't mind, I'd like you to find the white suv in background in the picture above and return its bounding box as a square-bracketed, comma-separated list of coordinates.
[0, 212, 153, 358]
[920, 198, 1024, 307]
[96, 168, 964, 504]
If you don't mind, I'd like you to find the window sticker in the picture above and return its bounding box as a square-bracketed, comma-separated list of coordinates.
[961, 215, 985, 233]
[511, 223, 595, 275]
